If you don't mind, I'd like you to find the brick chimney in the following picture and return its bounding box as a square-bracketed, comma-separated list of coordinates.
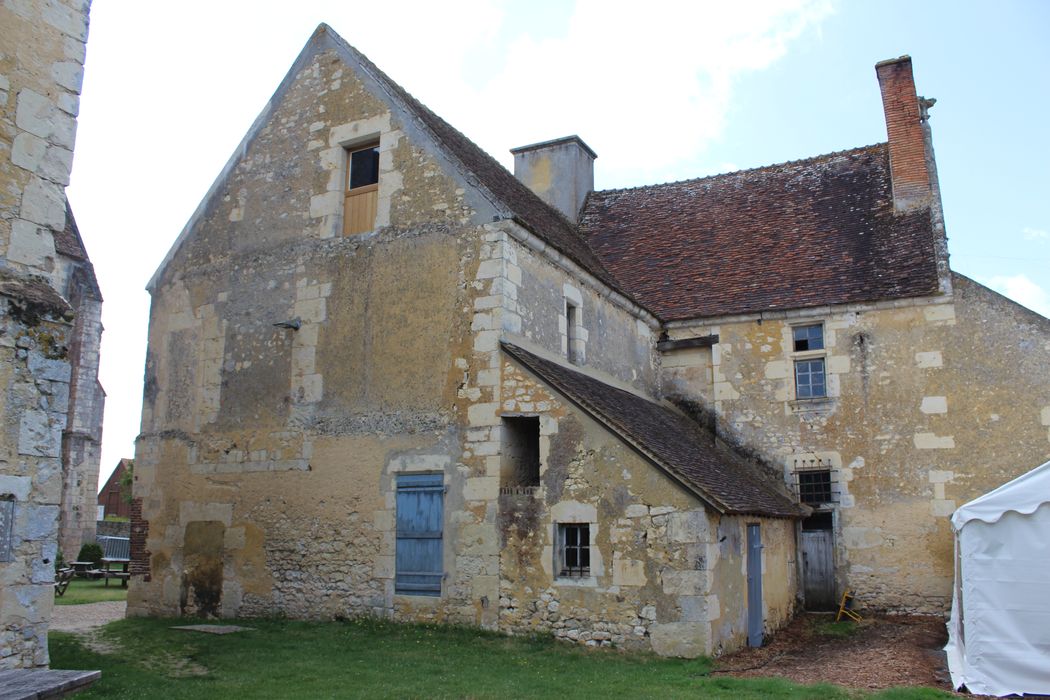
[511, 135, 596, 224]
[876, 56, 933, 212]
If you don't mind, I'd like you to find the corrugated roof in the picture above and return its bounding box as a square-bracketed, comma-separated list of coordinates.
[502, 342, 801, 517]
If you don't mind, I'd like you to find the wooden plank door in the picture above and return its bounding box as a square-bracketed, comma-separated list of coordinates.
[747, 523, 763, 647]
[802, 529, 836, 610]
[395, 474, 444, 596]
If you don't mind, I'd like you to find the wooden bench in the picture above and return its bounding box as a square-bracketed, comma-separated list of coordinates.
[0, 669, 100, 699]
[101, 558, 130, 588]
[103, 571, 130, 588]
[54, 567, 74, 597]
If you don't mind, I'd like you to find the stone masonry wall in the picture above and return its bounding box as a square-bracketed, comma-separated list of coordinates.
[58, 292, 103, 558]
[95, 519, 129, 538]
[510, 233, 659, 394]
[662, 277, 1050, 613]
[0, 1, 89, 285]
[0, 287, 74, 669]
[0, 0, 90, 670]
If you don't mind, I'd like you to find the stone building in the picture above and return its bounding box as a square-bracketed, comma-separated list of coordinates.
[54, 203, 104, 559]
[129, 25, 1049, 657]
[0, 0, 95, 670]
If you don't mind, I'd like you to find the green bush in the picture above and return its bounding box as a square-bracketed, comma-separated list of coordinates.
[54, 549, 64, 572]
[76, 542, 103, 566]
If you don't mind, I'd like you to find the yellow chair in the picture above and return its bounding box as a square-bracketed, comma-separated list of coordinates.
[836, 589, 863, 622]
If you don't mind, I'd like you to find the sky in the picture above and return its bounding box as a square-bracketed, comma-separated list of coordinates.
[66, 1, 1050, 489]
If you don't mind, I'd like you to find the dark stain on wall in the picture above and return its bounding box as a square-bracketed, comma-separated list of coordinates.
[497, 493, 542, 572]
[166, 329, 197, 425]
[545, 414, 583, 505]
[142, 349, 158, 408]
[218, 325, 293, 429]
[599, 483, 631, 521]
[180, 520, 225, 617]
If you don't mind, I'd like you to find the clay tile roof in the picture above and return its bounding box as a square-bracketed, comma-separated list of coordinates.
[0, 269, 72, 317]
[327, 27, 626, 296]
[502, 342, 802, 518]
[54, 200, 102, 300]
[54, 199, 87, 260]
[579, 144, 941, 321]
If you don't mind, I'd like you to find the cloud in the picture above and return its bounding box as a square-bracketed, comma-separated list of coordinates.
[1023, 226, 1048, 241]
[440, 0, 835, 188]
[985, 274, 1050, 317]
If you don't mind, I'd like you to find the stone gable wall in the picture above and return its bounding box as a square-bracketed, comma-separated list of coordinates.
[129, 48, 504, 627]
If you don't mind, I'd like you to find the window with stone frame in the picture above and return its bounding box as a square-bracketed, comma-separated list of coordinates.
[343, 142, 380, 235]
[792, 457, 838, 506]
[500, 416, 540, 491]
[557, 523, 590, 577]
[792, 323, 826, 399]
[565, 300, 580, 365]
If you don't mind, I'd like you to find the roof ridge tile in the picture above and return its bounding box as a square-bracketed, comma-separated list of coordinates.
[592, 143, 888, 197]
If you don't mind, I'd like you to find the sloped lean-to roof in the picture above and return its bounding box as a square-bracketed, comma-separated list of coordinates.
[502, 342, 802, 518]
[55, 200, 102, 300]
[580, 144, 941, 322]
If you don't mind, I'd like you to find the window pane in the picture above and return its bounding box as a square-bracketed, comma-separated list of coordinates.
[580, 545, 590, 569]
[349, 147, 380, 189]
[799, 470, 833, 504]
[793, 324, 824, 351]
[795, 358, 826, 398]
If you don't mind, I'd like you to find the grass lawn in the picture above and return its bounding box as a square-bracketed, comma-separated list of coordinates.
[54, 577, 129, 605]
[50, 617, 952, 699]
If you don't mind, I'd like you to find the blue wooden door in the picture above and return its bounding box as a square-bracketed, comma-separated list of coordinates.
[747, 523, 763, 647]
[395, 474, 444, 596]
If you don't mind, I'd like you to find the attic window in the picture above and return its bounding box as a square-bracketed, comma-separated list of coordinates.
[792, 323, 826, 399]
[793, 324, 824, 352]
[343, 143, 380, 235]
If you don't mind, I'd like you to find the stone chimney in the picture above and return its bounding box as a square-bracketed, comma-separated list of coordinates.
[876, 56, 933, 212]
[511, 135, 596, 224]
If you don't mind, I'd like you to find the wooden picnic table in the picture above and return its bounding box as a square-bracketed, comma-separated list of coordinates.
[69, 561, 96, 578]
[101, 557, 130, 588]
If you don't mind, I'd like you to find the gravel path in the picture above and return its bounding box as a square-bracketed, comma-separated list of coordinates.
[51, 602, 126, 633]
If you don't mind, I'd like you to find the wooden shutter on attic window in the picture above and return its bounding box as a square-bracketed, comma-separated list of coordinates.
[343, 144, 380, 235]
[395, 473, 444, 595]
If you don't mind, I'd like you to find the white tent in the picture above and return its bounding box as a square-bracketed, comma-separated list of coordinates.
[945, 460, 1050, 696]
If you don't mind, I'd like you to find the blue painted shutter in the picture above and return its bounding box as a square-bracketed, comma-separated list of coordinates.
[395, 474, 444, 595]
